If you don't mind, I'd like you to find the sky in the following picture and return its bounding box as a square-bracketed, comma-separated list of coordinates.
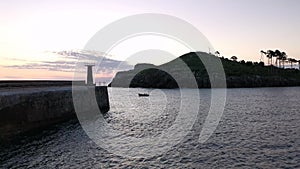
[0, 0, 300, 81]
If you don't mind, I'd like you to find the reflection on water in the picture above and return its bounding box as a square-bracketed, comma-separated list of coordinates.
[1, 87, 300, 168]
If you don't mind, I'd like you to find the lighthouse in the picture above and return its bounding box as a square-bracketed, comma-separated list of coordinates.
[85, 64, 95, 86]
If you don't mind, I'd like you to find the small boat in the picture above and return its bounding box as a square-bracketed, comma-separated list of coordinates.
[138, 93, 149, 97]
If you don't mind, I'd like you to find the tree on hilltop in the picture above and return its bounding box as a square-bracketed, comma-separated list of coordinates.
[215, 51, 220, 57]
[231, 56, 238, 61]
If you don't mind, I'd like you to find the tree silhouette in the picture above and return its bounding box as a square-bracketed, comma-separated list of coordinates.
[280, 52, 286, 68]
[288, 58, 297, 68]
[231, 56, 238, 61]
[260, 50, 267, 63]
[288, 58, 292, 68]
[240, 60, 246, 64]
[292, 58, 297, 68]
[278, 52, 283, 68]
[266, 50, 275, 66]
[274, 50, 282, 67]
[282, 52, 287, 69]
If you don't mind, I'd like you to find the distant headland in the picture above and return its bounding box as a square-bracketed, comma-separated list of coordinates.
[110, 52, 300, 88]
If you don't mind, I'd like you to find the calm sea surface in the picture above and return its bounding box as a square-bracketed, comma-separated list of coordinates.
[1, 87, 300, 168]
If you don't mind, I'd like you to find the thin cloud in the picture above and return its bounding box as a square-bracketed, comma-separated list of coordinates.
[3, 75, 23, 79]
[2, 50, 134, 74]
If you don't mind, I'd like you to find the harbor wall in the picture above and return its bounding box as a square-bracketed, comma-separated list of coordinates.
[0, 84, 109, 140]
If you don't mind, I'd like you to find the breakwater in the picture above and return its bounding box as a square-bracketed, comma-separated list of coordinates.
[0, 81, 109, 140]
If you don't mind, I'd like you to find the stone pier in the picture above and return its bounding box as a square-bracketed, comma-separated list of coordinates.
[0, 81, 110, 140]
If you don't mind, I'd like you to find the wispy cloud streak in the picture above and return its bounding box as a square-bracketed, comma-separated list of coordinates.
[2, 50, 133, 74]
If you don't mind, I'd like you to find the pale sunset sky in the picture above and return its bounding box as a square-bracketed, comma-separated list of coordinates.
[0, 0, 300, 81]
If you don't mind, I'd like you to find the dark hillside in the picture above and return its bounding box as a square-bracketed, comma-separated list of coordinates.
[110, 52, 300, 88]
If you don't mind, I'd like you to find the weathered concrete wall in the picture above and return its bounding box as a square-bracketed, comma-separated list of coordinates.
[0, 80, 85, 88]
[0, 86, 109, 140]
